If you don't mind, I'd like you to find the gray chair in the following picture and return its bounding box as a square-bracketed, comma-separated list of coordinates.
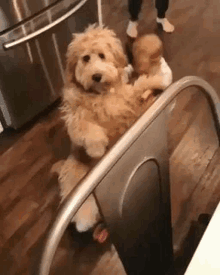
[39, 76, 220, 275]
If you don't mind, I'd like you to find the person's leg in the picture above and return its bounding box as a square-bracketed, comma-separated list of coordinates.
[127, 0, 143, 38]
[155, 0, 174, 32]
[128, 0, 143, 21]
[156, 0, 169, 18]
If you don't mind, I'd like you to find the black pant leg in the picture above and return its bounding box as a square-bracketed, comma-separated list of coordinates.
[128, 0, 143, 21]
[155, 0, 169, 18]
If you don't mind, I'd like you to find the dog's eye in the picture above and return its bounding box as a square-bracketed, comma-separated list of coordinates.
[83, 55, 90, 62]
[99, 53, 105, 59]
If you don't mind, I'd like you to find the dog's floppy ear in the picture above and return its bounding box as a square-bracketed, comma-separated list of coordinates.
[107, 36, 128, 68]
[112, 44, 128, 68]
[65, 37, 79, 84]
[71, 32, 82, 40]
[65, 58, 77, 84]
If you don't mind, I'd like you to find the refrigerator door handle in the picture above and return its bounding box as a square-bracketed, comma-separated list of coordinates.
[4, 0, 88, 50]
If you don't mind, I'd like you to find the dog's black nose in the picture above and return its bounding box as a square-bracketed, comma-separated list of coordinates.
[92, 73, 102, 82]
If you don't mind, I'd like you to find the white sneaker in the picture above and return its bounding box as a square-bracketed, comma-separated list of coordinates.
[126, 20, 138, 38]
[156, 18, 175, 33]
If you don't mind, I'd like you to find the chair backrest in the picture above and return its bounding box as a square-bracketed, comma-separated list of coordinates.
[39, 76, 220, 275]
[96, 109, 173, 275]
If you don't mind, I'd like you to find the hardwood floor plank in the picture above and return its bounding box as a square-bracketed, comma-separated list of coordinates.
[91, 247, 126, 275]
[167, 88, 206, 155]
[11, 209, 53, 264]
[0, 154, 52, 210]
[3, 199, 39, 241]
[170, 97, 220, 248]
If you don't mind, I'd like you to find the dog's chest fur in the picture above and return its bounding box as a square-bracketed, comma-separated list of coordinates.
[82, 91, 138, 137]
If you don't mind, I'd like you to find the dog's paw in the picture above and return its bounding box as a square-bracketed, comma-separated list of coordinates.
[86, 143, 107, 159]
[72, 194, 101, 232]
[85, 127, 109, 159]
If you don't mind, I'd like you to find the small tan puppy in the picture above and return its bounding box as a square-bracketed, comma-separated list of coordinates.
[133, 34, 173, 99]
[57, 25, 167, 234]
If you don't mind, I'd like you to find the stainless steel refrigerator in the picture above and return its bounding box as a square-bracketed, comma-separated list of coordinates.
[0, 0, 98, 129]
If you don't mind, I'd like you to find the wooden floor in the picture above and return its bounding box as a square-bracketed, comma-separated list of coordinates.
[1, 0, 220, 274]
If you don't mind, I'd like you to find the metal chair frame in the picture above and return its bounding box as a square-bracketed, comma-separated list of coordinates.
[39, 76, 220, 275]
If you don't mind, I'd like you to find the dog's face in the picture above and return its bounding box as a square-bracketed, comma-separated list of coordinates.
[66, 25, 128, 94]
[75, 46, 119, 93]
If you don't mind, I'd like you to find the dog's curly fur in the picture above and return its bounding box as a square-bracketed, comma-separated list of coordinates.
[62, 25, 165, 159]
[56, 25, 167, 233]
[52, 156, 101, 232]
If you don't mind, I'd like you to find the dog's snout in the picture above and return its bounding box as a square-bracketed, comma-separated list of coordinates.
[92, 74, 102, 82]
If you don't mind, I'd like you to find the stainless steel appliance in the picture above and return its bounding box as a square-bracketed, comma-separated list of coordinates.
[0, 0, 98, 129]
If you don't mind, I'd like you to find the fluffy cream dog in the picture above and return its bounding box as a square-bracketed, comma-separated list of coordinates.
[62, 25, 166, 159]
[56, 25, 168, 235]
